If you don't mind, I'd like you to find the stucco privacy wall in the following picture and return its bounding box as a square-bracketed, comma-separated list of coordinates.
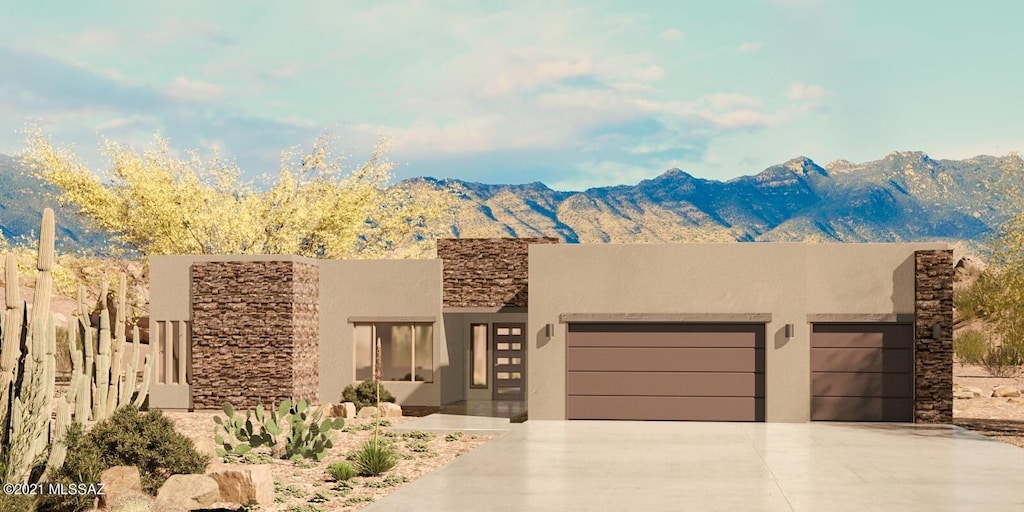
[318, 259, 445, 406]
[149, 255, 446, 409]
[528, 243, 949, 422]
[438, 237, 559, 308]
[914, 250, 954, 423]
[191, 261, 319, 408]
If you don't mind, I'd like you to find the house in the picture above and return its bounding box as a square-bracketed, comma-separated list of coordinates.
[147, 238, 953, 423]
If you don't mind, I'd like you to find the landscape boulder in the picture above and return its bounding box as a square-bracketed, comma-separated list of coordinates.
[99, 465, 143, 509]
[205, 463, 274, 506]
[333, 402, 357, 418]
[953, 390, 975, 400]
[380, 402, 403, 418]
[965, 386, 989, 398]
[992, 385, 1021, 398]
[357, 406, 380, 419]
[191, 435, 219, 459]
[156, 474, 221, 511]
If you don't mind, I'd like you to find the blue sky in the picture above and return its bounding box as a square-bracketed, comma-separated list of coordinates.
[1, 1, 1021, 190]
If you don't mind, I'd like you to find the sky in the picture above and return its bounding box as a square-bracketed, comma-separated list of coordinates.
[1, 1, 1022, 191]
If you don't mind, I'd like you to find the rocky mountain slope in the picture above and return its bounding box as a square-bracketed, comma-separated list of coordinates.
[419, 151, 1019, 244]
[2, 150, 1019, 250]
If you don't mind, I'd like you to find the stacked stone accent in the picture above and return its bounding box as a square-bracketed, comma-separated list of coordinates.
[438, 237, 559, 308]
[914, 250, 954, 423]
[191, 261, 319, 409]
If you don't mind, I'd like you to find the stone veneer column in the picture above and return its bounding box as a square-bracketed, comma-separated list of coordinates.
[914, 250, 953, 423]
[191, 261, 319, 409]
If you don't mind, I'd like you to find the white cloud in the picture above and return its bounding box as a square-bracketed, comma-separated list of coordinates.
[165, 76, 227, 101]
[787, 82, 825, 102]
[660, 28, 685, 40]
[738, 42, 762, 53]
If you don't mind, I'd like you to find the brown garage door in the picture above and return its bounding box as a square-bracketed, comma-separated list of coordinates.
[811, 323, 913, 422]
[566, 323, 765, 421]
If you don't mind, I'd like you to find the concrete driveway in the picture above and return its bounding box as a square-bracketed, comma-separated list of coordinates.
[367, 421, 1024, 512]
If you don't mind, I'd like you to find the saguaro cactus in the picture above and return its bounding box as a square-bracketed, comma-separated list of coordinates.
[0, 208, 76, 484]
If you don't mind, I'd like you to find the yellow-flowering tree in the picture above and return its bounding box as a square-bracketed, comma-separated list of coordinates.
[22, 129, 457, 259]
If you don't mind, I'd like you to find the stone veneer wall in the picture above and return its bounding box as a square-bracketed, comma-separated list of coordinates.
[438, 237, 559, 308]
[191, 261, 319, 409]
[914, 250, 954, 423]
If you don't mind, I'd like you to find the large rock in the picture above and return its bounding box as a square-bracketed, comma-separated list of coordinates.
[156, 474, 221, 511]
[205, 463, 274, 506]
[191, 435, 219, 459]
[380, 402, 403, 418]
[99, 466, 143, 509]
[332, 402, 357, 418]
[965, 386, 989, 398]
[356, 406, 379, 419]
[993, 385, 1022, 398]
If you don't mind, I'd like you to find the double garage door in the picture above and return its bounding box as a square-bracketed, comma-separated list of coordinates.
[566, 322, 913, 422]
[566, 323, 766, 421]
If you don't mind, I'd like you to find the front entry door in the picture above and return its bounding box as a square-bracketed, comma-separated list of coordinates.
[493, 323, 526, 400]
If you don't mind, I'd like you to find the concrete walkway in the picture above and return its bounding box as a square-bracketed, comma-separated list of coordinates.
[390, 413, 515, 435]
[367, 421, 1024, 511]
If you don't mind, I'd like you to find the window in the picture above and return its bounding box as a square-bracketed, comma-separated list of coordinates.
[470, 324, 488, 388]
[355, 323, 433, 382]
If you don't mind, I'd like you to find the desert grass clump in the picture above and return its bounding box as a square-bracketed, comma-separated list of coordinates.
[982, 338, 1024, 378]
[954, 330, 989, 366]
[327, 461, 358, 482]
[352, 438, 399, 477]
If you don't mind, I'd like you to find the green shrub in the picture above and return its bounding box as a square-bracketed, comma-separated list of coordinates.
[445, 431, 464, 442]
[41, 422, 107, 512]
[341, 380, 396, 410]
[982, 339, 1024, 378]
[954, 330, 989, 365]
[327, 461, 358, 482]
[48, 405, 210, 497]
[351, 438, 399, 476]
[955, 275, 998, 321]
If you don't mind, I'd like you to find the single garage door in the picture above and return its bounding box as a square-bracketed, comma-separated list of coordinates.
[811, 323, 914, 422]
[566, 323, 765, 421]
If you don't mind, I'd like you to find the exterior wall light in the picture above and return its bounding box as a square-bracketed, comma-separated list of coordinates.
[545, 323, 555, 337]
[784, 324, 795, 338]
[932, 323, 942, 338]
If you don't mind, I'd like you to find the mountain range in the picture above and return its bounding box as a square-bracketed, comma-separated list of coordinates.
[1, 151, 1020, 251]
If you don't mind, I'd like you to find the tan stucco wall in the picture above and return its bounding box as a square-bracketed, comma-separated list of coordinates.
[149, 255, 447, 408]
[318, 259, 445, 406]
[527, 242, 947, 422]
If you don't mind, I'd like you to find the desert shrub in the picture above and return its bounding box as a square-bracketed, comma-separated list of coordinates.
[955, 274, 998, 321]
[363, 475, 408, 488]
[341, 380, 395, 410]
[445, 431, 464, 442]
[982, 338, 1024, 378]
[49, 405, 209, 497]
[327, 462, 358, 482]
[403, 430, 433, 440]
[38, 422, 105, 512]
[351, 438, 399, 476]
[405, 439, 430, 453]
[954, 330, 989, 365]
[0, 493, 37, 512]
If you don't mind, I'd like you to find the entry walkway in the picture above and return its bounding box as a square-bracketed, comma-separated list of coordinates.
[367, 421, 1024, 511]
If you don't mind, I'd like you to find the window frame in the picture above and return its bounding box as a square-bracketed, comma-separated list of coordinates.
[470, 323, 489, 389]
[354, 321, 434, 383]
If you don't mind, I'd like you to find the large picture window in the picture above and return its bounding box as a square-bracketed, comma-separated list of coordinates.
[355, 322, 433, 382]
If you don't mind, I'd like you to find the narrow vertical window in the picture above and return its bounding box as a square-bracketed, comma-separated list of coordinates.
[355, 324, 373, 381]
[471, 324, 488, 388]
